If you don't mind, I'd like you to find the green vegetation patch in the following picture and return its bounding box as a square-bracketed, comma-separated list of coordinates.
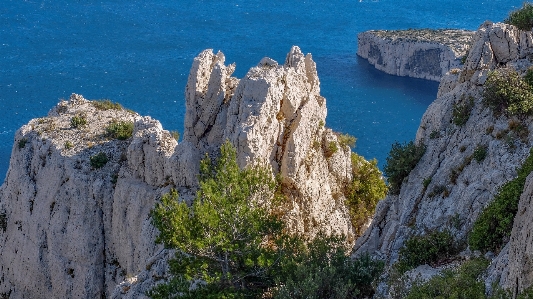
[505, 2, 533, 31]
[405, 258, 489, 299]
[170, 130, 180, 141]
[396, 230, 459, 274]
[472, 144, 488, 163]
[345, 153, 388, 236]
[90, 152, 108, 169]
[70, 113, 87, 129]
[452, 96, 475, 126]
[383, 141, 426, 194]
[92, 99, 123, 111]
[337, 133, 356, 148]
[469, 148, 533, 253]
[106, 120, 134, 140]
[0, 211, 6, 232]
[18, 139, 28, 149]
[148, 141, 384, 299]
[483, 69, 533, 116]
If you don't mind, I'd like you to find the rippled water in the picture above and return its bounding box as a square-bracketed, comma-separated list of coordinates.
[0, 0, 523, 180]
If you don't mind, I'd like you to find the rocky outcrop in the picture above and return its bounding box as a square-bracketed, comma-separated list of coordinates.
[354, 21, 533, 296]
[0, 47, 357, 298]
[357, 29, 474, 81]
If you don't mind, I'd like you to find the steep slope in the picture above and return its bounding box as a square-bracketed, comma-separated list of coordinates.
[355, 21, 533, 295]
[0, 47, 359, 298]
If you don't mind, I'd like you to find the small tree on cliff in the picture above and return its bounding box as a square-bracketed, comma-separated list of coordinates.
[149, 141, 285, 298]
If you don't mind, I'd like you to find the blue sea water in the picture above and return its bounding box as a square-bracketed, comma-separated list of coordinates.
[0, 0, 524, 181]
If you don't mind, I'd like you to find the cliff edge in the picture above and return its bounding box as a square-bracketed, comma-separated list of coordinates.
[0, 47, 360, 298]
[357, 29, 474, 81]
[355, 21, 533, 296]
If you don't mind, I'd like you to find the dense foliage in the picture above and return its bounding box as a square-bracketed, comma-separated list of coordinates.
[405, 258, 489, 299]
[273, 235, 383, 299]
[505, 2, 533, 31]
[90, 152, 108, 169]
[383, 141, 426, 194]
[150, 141, 282, 298]
[469, 148, 533, 253]
[70, 113, 87, 129]
[345, 153, 388, 236]
[483, 69, 533, 116]
[92, 99, 123, 110]
[149, 141, 384, 298]
[106, 120, 134, 140]
[396, 230, 459, 274]
[452, 96, 474, 126]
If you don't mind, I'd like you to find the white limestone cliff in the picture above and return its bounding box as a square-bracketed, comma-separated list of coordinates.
[0, 47, 357, 298]
[354, 21, 533, 296]
[357, 29, 474, 81]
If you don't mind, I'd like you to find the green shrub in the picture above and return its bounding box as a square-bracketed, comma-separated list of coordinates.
[461, 50, 469, 64]
[90, 152, 108, 169]
[337, 133, 356, 148]
[273, 238, 384, 299]
[423, 177, 432, 189]
[429, 130, 441, 139]
[483, 69, 533, 116]
[0, 211, 6, 232]
[345, 153, 388, 236]
[70, 113, 87, 129]
[383, 141, 426, 194]
[469, 148, 533, 253]
[170, 130, 179, 141]
[428, 185, 449, 198]
[149, 141, 283, 298]
[505, 2, 533, 31]
[405, 258, 489, 299]
[452, 96, 475, 126]
[149, 141, 385, 299]
[396, 230, 459, 274]
[92, 99, 123, 110]
[106, 120, 134, 140]
[525, 68, 533, 87]
[64, 141, 73, 150]
[472, 144, 488, 162]
[18, 139, 28, 149]
[325, 141, 339, 157]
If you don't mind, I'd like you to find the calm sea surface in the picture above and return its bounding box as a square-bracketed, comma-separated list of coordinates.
[0, 0, 524, 180]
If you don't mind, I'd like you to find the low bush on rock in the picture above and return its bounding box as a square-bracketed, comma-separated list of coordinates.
[483, 69, 533, 116]
[90, 152, 108, 169]
[405, 258, 489, 299]
[337, 133, 357, 149]
[396, 230, 459, 274]
[70, 113, 87, 129]
[383, 141, 426, 194]
[345, 153, 388, 236]
[106, 120, 134, 140]
[505, 2, 533, 31]
[472, 144, 488, 162]
[18, 139, 27, 149]
[469, 148, 533, 253]
[452, 96, 474, 126]
[149, 141, 384, 299]
[92, 99, 123, 110]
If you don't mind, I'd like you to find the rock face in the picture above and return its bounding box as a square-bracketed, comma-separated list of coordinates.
[357, 29, 474, 81]
[0, 47, 356, 298]
[354, 21, 533, 296]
